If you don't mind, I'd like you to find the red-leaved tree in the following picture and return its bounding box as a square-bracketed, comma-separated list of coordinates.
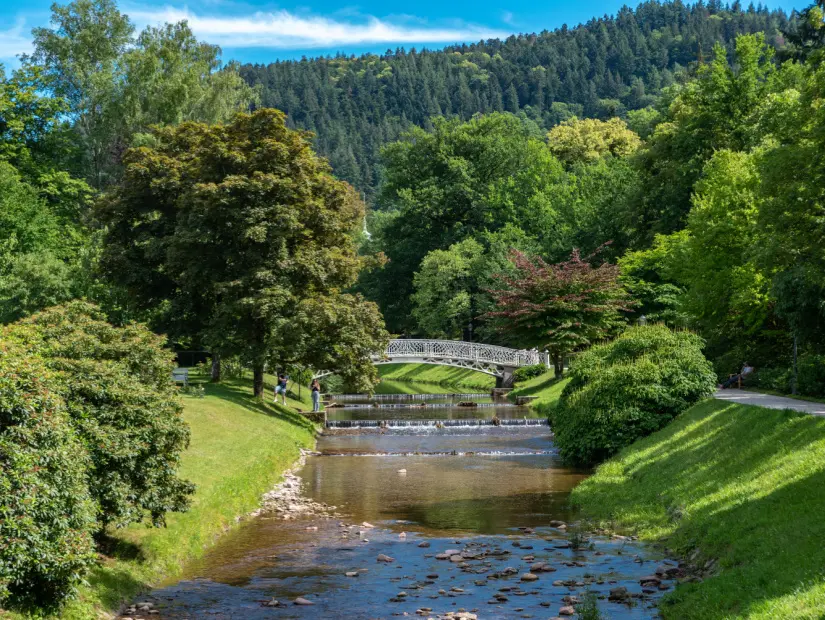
[485, 248, 633, 375]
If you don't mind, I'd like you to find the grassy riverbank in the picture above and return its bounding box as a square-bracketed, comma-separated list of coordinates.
[572, 398, 825, 619]
[377, 363, 496, 390]
[509, 369, 569, 412]
[57, 379, 316, 619]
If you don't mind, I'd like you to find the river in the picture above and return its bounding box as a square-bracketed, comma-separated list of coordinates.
[136, 387, 676, 619]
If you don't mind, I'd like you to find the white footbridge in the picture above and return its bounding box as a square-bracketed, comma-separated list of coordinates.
[317, 339, 549, 387]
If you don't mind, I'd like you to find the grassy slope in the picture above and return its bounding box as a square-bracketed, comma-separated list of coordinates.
[60, 379, 316, 619]
[508, 369, 570, 412]
[377, 363, 496, 390]
[572, 398, 825, 619]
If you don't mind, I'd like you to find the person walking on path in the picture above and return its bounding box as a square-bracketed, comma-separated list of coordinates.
[275, 374, 288, 405]
[311, 378, 321, 413]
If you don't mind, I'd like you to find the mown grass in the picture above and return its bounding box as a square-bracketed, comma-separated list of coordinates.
[572, 398, 825, 619]
[374, 379, 469, 394]
[508, 369, 570, 412]
[55, 379, 316, 619]
[377, 363, 496, 390]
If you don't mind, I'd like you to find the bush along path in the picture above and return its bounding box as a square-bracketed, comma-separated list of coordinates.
[572, 398, 825, 619]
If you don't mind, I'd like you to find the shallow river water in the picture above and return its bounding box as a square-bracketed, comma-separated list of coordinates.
[140, 392, 675, 619]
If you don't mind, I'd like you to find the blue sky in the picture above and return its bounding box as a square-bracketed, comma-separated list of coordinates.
[0, 0, 807, 67]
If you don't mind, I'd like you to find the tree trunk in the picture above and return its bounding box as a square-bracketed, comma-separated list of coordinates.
[553, 353, 564, 377]
[210, 352, 221, 382]
[253, 363, 265, 399]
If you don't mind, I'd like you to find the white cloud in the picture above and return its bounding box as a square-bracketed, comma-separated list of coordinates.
[0, 19, 32, 64]
[502, 11, 514, 25]
[127, 5, 508, 49]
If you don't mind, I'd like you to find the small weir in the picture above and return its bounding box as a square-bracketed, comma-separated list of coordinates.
[328, 392, 489, 401]
[141, 384, 672, 619]
[325, 417, 549, 428]
[332, 401, 515, 409]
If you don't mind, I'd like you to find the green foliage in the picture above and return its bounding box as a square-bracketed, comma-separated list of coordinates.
[25, 0, 258, 187]
[0, 252, 80, 323]
[618, 234, 686, 326]
[630, 34, 785, 242]
[239, 3, 788, 194]
[797, 354, 825, 397]
[513, 364, 548, 384]
[372, 113, 567, 330]
[0, 162, 63, 267]
[99, 109, 388, 397]
[412, 238, 484, 338]
[752, 367, 794, 393]
[4, 302, 194, 530]
[552, 325, 716, 466]
[486, 248, 631, 373]
[547, 117, 641, 166]
[0, 342, 97, 610]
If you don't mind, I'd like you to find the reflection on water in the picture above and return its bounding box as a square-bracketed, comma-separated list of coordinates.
[301, 451, 585, 535]
[144, 390, 672, 619]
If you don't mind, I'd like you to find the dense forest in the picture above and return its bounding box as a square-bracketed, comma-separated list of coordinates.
[240, 1, 791, 194]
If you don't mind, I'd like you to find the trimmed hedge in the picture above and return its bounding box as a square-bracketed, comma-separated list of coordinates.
[0, 343, 96, 609]
[551, 324, 716, 466]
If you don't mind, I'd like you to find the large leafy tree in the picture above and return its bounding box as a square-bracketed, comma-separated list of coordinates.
[629, 34, 782, 244]
[547, 117, 641, 167]
[486, 248, 632, 375]
[99, 109, 388, 397]
[369, 113, 567, 331]
[25, 0, 257, 188]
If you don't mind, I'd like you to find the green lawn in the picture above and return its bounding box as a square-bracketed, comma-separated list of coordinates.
[376, 363, 496, 390]
[58, 379, 316, 619]
[572, 398, 825, 619]
[508, 369, 569, 412]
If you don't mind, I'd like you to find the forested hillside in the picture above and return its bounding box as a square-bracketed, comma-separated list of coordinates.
[240, 1, 790, 194]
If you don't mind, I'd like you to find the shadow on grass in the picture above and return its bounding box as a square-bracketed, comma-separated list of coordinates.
[576, 400, 825, 618]
[204, 379, 317, 434]
[511, 374, 564, 398]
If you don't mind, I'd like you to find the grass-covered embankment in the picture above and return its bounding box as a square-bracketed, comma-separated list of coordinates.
[59, 379, 316, 619]
[377, 363, 496, 391]
[508, 369, 569, 412]
[572, 398, 825, 619]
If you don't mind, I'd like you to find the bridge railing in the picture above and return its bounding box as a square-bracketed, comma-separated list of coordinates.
[383, 339, 543, 367]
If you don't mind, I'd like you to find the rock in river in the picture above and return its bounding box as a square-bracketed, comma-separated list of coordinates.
[377, 554, 395, 563]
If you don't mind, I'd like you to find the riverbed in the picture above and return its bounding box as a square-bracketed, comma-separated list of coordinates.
[129, 390, 678, 619]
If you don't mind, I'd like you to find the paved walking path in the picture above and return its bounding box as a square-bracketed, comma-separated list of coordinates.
[714, 389, 825, 417]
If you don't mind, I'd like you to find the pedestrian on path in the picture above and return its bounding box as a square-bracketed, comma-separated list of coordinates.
[311, 378, 321, 413]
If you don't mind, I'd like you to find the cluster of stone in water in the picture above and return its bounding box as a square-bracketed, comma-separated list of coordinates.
[254, 519, 684, 619]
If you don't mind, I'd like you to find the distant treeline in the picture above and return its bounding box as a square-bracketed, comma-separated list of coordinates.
[240, 1, 790, 195]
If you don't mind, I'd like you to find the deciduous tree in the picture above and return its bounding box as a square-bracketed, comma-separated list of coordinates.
[99, 109, 388, 397]
[486, 248, 632, 374]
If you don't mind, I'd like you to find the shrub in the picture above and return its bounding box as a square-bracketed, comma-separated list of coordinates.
[797, 354, 825, 397]
[752, 367, 793, 393]
[551, 324, 716, 466]
[513, 363, 547, 384]
[0, 343, 96, 609]
[4, 302, 194, 530]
